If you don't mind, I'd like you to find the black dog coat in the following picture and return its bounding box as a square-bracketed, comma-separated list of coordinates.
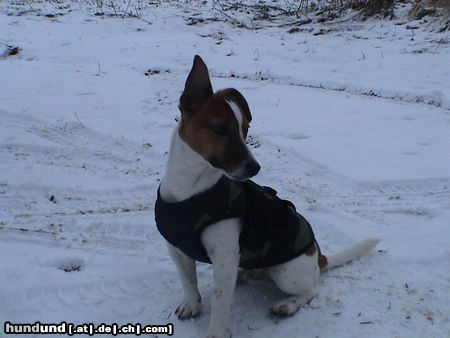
[155, 176, 315, 269]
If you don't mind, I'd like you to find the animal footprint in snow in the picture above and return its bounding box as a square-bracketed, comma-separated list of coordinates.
[55, 257, 84, 272]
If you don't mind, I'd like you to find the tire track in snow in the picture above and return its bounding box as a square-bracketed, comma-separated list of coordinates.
[0, 109, 159, 250]
[324, 179, 450, 216]
[0, 189, 155, 250]
[211, 71, 450, 111]
[0, 110, 162, 180]
[251, 134, 450, 224]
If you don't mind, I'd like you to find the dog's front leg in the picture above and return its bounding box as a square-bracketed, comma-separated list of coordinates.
[167, 243, 202, 319]
[201, 218, 241, 338]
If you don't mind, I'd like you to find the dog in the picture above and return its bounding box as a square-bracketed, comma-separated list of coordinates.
[155, 55, 379, 338]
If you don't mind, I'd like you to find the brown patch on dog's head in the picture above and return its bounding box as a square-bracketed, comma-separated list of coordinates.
[178, 55, 260, 179]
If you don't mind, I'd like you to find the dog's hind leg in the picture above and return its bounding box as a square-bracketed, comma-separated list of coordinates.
[167, 243, 202, 320]
[269, 251, 319, 316]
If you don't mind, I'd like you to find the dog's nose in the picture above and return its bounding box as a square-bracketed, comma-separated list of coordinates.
[245, 160, 261, 177]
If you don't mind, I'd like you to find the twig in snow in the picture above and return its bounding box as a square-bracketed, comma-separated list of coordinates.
[278, 18, 312, 28]
[212, 2, 250, 29]
[74, 112, 84, 127]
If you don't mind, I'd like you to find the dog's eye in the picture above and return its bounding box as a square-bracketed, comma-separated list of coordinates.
[211, 124, 228, 136]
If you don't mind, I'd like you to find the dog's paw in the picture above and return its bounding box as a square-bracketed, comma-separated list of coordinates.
[270, 303, 297, 317]
[270, 294, 315, 317]
[175, 300, 201, 320]
[270, 296, 302, 317]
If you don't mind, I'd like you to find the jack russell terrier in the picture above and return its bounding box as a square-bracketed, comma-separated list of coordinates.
[155, 55, 379, 338]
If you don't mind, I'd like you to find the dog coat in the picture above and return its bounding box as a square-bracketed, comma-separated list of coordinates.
[155, 176, 315, 269]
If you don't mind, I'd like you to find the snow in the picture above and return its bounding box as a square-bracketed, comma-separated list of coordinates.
[1, 2, 449, 338]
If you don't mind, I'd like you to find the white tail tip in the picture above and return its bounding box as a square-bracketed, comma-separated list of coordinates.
[322, 238, 380, 271]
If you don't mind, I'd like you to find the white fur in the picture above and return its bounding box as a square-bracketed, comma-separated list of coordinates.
[224, 99, 258, 181]
[201, 219, 241, 337]
[167, 243, 202, 319]
[226, 99, 244, 141]
[160, 116, 379, 338]
[268, 251, 319, 315]
[323, 238, 380, 270]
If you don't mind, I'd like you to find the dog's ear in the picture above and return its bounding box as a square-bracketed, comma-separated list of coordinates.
[220, 88, 252, 123]
[179, 55, 213, 115]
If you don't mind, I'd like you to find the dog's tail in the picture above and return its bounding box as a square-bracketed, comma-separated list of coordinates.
[320, 238, 380, 271]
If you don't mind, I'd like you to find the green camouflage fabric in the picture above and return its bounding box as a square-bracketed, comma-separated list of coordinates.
[155, 176, 315, 269]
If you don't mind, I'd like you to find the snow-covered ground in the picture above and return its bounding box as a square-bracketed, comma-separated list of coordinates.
[1, 2, 449, 337]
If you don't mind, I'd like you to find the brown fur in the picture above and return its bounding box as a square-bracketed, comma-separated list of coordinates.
[305, 241, 328, 269]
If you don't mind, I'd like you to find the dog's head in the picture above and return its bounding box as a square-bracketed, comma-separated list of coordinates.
[178, 55, 260, 180]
